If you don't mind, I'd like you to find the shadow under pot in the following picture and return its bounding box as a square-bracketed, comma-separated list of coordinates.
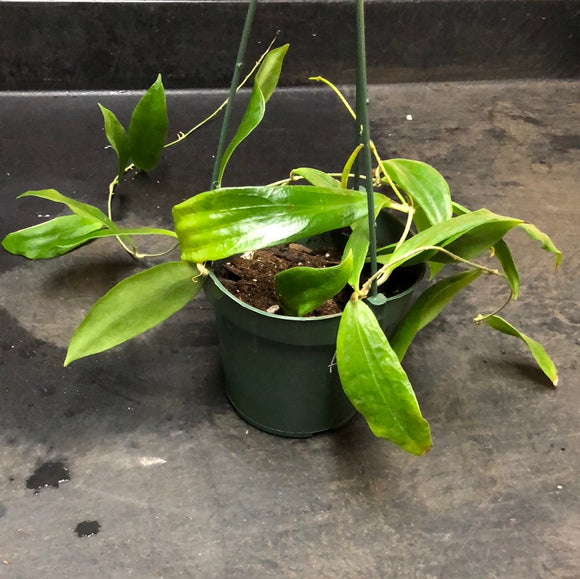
[205, 211, 425, 438]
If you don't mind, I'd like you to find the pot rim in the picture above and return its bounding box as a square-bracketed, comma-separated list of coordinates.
[208, 260, 425, 322]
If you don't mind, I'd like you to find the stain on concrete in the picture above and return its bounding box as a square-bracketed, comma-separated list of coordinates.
[74, 520, 101, 537]
[26, 461, 70, 491]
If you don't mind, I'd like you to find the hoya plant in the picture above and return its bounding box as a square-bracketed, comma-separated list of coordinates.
[2, 1, 559, 455]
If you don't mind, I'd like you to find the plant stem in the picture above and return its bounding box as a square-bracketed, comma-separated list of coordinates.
[394, 206, 415, 252]
[309, 77, 356, 118]
[165, 33, 279, 150]
[211, 0, 258, 189]
[473, 291, 514, 324]
[355, 0, 378, 296]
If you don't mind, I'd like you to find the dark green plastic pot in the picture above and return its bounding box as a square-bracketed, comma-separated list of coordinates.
[205, 213, 425, 437]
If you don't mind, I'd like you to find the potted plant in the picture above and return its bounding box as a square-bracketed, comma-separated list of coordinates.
[2, 0, 560, 456]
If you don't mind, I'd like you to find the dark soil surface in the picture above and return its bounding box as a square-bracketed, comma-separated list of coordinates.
[217, 244, 344, 316]
[216, 243, 421, 316]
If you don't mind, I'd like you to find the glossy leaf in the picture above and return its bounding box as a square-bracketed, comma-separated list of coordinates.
[58, 225, 177, 250]
[390, 269, 482, 361]
[292, 167, 342, 189]
[18, 189, 115, 229]
[377, 209, 524, 269]
[2, 215, 105, 259]
[275, 250, 353, 317]
[381, 159, 452, 226]
[128, 74, 168, 172]
[482, 315, 558, 386]
[216, 45, 288, 185]
[451, 202, 520, 298]
[493, 239, 520, 299]
[336, 299, 433, 455]
[519, 223, 562, 267]
[98, 103, 130, 178]
[432, 218, 525, 263]
[173, 185, 388, 263]
[342, 216, 369, 289]
[65, 261, 203, 365]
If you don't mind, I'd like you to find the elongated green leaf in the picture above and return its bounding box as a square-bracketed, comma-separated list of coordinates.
[292, 167, 342, 189]
[217, 45, 288, 185]
[451, 202, 520, 298]
[454, 200, 557, 279]
[377, 209, 524, 270]
[427, 261, 445, 279]
[2, 215, 105, 259]
[57, 225, 177, 252]
[390, 269, 482, 361]
[519, 223, 562, 267]
[173, 185, 389, 262]
[343, 216, 369, 289]
[336, 299, 432, 455]
[493, 239, 519, 299]
[254, 44, 289, 102]
[482, 315, 558, 386]
[128, 74, 168, 172]
[65, 261, 203, 365]
[341, 145, 363, 189]
[432, 219, 525, 263]
[452, 201, 470, 216]
[18, 189, 115, 229]
[275, 250, 353, 317]
[98, 103, 130, 178]
[381, 159, 452, 226]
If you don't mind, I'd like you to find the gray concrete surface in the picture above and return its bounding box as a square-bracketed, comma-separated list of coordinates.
[0, 79, 578, 577]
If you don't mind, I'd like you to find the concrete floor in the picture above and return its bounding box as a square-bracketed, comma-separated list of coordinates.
[0, 79, 578, 577]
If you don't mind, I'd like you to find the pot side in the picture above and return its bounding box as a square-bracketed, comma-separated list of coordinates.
[205, 212, 424, 437]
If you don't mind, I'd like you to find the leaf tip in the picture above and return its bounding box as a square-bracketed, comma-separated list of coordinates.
[420, 443, 433, 456]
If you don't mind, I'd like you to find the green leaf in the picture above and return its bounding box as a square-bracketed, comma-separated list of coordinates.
[519, 223, 562, 268]
[493, 239, 519, 299]
[381, 159, 452, 226]
[65, 261, 203, 366]
[452, 201, 470, 216]
[450, 203, 520, 298]
[341, 145, 363, 189]
[434, 219, 525, 264]
[275, 250, 353, 317]
[390, 269, 482, 361]
[377, 209, 524, 270]
[292, 167, 342, 189]
[58, 225, 177, 251]
[336, 299, 433, 455]
[254, 44, 289, 102]
[2, 215, 105, 259]
[128, 74, 168, 172]
[98, 103, 130, 178]
[173, 185, 388, 263]
[216, 45, 288, 185]
[18, 189, 115, 229]
[427, 261, 445, 279]
[342, 216, 369, 289]
[482, 315, 558, 386]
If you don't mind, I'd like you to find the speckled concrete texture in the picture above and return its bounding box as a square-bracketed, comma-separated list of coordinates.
[0, 79, 578, 577]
